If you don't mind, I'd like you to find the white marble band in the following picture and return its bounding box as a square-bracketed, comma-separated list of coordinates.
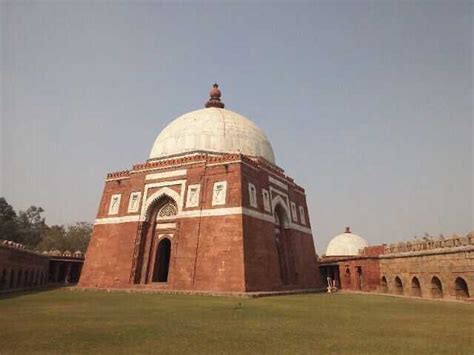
[94, 207, 312, 235]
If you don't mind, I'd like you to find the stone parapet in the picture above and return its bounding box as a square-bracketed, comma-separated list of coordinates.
[380, 245, 474, 259]
[383, 232, 474, 255]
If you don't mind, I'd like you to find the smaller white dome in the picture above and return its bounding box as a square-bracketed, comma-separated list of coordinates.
[325, 227, 368, 256]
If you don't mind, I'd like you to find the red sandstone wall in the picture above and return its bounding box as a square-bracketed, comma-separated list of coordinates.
[79, 223, 139, 288]
[241, 163, 321, 291]
[242, 215, 320, 291]
[360, 245, 385, 257]
[178, 216, 245, 292]
[242, 216, 284, 291]
[338, 258, 381, 292]
[286, 229, 322, 288]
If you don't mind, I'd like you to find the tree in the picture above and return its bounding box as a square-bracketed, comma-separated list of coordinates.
[37, 222, 92, 253]
[0, 198, 19, 240]
[16, 206, 46, 248]
[0, 198, 92, 252]
[37, 225, 67, 252]
[65, 222, 92, 253]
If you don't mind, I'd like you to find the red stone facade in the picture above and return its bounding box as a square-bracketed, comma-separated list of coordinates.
[79, 153, 322, 293]
[319, 246, 385, 292]
[337, 257, 381, 292]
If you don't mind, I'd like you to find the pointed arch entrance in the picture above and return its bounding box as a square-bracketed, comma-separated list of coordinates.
[134, 193, 178, 284]
[273, 202, 296, 286]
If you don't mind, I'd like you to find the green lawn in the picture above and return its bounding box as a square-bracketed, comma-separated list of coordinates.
[0, 289, 472, 354]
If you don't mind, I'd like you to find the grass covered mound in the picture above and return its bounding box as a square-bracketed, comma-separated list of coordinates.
[0, 289, 472, 354]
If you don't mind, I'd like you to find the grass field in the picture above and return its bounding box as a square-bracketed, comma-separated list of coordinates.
[0, 289, 473, 354]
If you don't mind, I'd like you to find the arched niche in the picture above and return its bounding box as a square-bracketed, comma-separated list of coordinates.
[394, 276, 403, 295]
[141, 187, 182, 221]
[431, 276, 443, 299]
[271, 195, 291, 228]
[274, 203, 290, 229]
[411, 277, 421, 297]
[455, 277, 469, 299]
[380, 276, 388, 293]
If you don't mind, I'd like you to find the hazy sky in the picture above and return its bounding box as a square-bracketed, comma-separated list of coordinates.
[1, 1, 472, 252]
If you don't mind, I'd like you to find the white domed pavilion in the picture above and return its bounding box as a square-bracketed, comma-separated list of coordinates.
[325, 227, 368, 257]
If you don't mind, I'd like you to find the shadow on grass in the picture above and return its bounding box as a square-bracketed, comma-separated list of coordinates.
[0, 284, 75, 300]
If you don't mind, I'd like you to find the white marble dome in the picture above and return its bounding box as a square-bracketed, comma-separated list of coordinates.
[149, 107, 276, 164]
[325, 228, 369, 256]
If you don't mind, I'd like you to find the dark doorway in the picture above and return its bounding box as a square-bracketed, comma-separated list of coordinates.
[344, 267, 351, 288]
[152, 238, 171, 282]
[356, 267, 363, 290]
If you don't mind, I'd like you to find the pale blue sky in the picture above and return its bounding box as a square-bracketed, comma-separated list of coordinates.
[1, 1, 472, 252]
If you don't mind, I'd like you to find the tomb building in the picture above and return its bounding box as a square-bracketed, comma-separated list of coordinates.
[79, 84, 321, 293]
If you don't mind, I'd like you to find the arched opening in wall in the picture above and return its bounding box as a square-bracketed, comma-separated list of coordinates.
[394, 276, 403, 295]
[431, 276, 443, 298]
[17, 270, 23, 288]
[380, 276, 388, 293]
[411, 277, 421, 297]
[0, 269, 6, 289]
[135, 194, 178, 284]
[356, 267, 363, 290]
[9, 270, 15, 288]
[273, 203, 293, 285]
[455, 277, 469, 299]
[152, 238, 171, 282]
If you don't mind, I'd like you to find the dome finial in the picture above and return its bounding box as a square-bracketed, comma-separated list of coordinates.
[205, 83, 225, 108]
[345, 226, 351, 233]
